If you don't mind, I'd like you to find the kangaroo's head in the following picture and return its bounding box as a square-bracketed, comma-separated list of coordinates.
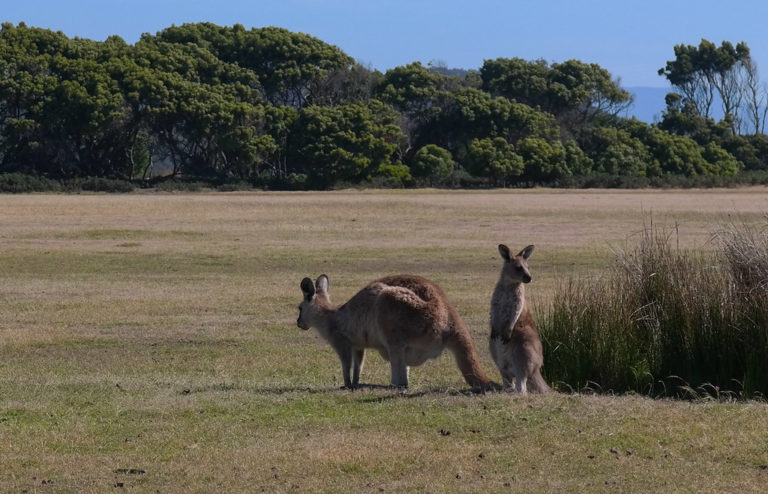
[498, 244, 534, 283]
[297, 274, 331, 330]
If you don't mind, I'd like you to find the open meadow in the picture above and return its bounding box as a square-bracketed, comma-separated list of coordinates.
[1, 189, 768, 492]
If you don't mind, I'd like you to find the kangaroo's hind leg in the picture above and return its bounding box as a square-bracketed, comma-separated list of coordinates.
[388, 345, 409, 388]
[514, 375, 528, 394]
[352, 349, 365, 388]
[502, 376, 512, 390]
[336, 343, 353, 389]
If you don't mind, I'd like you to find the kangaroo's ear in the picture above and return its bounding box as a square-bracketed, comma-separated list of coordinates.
[498, 244, 511, 261]
[518, 245, 535, 260]
[301, 277, 315, 300]
[316, 274, 329, 294]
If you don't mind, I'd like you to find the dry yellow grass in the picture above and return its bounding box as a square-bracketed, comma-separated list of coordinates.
[1, 189, 768, 492]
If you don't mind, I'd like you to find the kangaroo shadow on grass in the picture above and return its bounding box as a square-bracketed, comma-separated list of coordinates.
[179, 381, 501, 399]
[353, 382, 502, 403]
[179, 384, 349, 396]
[247, 383, 408, 396]
[251, 383, 392, 395]
[249, 383, 421, 399]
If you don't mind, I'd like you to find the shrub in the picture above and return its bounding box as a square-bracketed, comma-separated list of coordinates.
[516, 137, 568, 182]
[540, 222, 768, 398]
[217, 181, 253, 192]
[464, 137, 523, 186]
[0, 173, 60, 193]
[442, 168, 489, 188]
[63, 177, 135, 193]
[374, 163, 412, 187]
[154, 179, 208, 192]
[411, 145, 454, 183]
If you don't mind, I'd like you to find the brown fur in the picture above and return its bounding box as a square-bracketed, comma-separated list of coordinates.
[489, 245, 551, 393]
[297, 274, 494, 390]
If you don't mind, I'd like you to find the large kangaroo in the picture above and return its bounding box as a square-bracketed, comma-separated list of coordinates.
[489, 245, 550, 393]
[297, 274, 494, 390]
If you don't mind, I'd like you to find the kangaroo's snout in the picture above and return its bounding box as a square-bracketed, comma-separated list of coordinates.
[522, 274, 532, 284]
[297, 317, 310, 330]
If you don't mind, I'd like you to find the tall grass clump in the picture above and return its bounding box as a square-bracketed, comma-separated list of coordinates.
[541, 221, 768, 398]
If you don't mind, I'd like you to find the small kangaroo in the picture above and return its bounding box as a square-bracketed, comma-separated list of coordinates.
[489, 244, 550, 393]
[297, 274, 494, 390]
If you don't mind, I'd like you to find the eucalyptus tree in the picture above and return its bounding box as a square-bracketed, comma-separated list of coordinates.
[154, 23, 354, 108]
[741, 56, 768, 135]
[0, 23, 134, 178]
[579, 126, 654, 176]
[374, 62, 457, 159]
[428, 87, 559, 157]
[480, 57, 631, 132]
[625, 120, 740, 176]
[287, 100, 404, 188]
[659, 39, 750, 129]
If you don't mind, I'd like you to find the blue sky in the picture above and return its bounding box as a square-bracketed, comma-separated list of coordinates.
[5, 1, 768, 88]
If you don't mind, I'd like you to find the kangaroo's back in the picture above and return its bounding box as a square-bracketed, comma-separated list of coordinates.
[336, 275, 446, 339]
[374, 275, 445, 304]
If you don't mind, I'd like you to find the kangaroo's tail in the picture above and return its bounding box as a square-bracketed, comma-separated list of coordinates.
[527, 369, 551, 393]
[446, 331, 495, 390]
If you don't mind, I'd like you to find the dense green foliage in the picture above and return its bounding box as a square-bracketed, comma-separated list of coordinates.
[541, 223, 768, 398]
[1, 22, 766, 189]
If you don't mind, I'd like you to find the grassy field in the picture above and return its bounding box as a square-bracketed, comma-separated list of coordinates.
[1, 189, 768, 492]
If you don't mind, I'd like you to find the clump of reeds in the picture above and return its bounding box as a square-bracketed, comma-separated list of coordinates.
[541, 219, 768, 399]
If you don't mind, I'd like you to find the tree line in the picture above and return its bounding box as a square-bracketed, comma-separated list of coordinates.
[2, 22, 768, 190]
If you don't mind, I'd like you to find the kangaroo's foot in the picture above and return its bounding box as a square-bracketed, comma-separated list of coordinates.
[340, 384, 362, 391]
[468, 380, 502, 394]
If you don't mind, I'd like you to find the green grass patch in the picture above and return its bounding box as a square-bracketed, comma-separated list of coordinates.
[55, 228, 207, 241]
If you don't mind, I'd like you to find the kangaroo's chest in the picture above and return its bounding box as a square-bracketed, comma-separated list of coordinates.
[490, 288, 525, 332]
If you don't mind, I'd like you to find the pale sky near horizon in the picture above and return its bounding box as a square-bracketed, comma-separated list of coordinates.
[5, 1, 768, 88]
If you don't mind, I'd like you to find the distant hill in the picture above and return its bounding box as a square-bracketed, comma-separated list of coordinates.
[429, 66, 473, 77]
